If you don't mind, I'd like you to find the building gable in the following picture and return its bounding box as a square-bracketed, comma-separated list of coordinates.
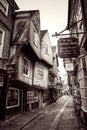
[40, 30, 53, 66]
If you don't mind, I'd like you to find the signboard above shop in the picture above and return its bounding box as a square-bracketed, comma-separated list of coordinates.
[58, 37, 79, 58]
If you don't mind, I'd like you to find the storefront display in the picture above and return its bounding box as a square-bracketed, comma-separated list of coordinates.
[6, 87, 19, 109]
[27, 91, 39, 109]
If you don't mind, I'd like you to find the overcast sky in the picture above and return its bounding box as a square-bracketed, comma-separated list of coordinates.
[15, 0, 68, 79]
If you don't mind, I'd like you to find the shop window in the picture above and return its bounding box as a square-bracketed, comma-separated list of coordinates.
[6, 88, 19, 109]
[23, 57, 30, 77]
[0, 0, 9, 16]
[27, 91, 34, 104]
[27, 91, 38, 105]
[0, 28, 5, 57]
[43, 91, 49, 103]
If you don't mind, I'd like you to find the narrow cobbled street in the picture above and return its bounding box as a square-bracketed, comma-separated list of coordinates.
[0, 95, 86, 130]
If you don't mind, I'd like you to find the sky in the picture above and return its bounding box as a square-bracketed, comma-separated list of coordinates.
[15, 0, 68, 79]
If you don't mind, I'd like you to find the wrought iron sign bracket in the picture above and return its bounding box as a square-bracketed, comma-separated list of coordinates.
[52, 17, 87, 37]
[52, 31, 87, 37]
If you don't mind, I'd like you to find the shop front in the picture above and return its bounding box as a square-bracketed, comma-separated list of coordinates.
[5, 79, 28, 118]
[27, 90, 39, 110]
[6, 87, 20, 118]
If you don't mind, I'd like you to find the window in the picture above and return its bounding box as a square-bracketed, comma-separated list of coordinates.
[6, 88, 19, 109]
[79, 22, 82, 30]
[0, 28, 5, 57]
[37, 66, 44, 81]
[27, 91, 34, 104]
[82, 56, 86, 68]
[23, 58, 30, 77]
[34, 31, 39, 47]
[27, 91, 38, 104]
[0, 75, 4, 87]
[0, 0, 9, 16]
[45, 46, 49, 55]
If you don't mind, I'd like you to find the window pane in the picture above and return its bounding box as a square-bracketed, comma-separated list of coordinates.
[23, 58, 30, 76]
[23, 67, 28, 75]
[6, 88, 19, 108]
[24, 58, 29, 67]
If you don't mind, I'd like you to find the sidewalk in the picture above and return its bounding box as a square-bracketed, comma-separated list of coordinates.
[56, 97, 87, 130]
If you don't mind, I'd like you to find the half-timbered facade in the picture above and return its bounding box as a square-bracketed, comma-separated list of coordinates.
[6, 10, 41, 115]
[32, 30, 53, 107]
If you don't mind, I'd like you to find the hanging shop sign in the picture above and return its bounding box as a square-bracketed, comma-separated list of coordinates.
[58, 37, 79, 58]
[6, 64, 15, 79]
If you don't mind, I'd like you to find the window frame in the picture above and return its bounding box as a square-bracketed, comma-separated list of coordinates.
[23, 57, 30, 77]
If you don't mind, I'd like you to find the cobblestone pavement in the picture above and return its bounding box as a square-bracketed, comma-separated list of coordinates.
[56, 97, 87, 130]
[0, 96, 87, 130]
[0, 96, 69, 130]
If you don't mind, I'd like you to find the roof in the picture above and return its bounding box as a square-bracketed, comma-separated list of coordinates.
[15, 10, 40, 14]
